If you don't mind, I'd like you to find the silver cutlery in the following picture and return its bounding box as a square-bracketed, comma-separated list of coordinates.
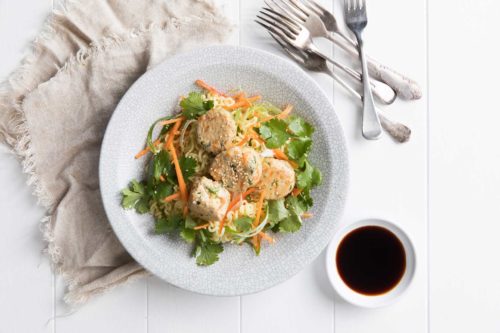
[266, 0, 422, 100]
[344, 0, 381, 140]
[269, 31, 411, 143]
[256, 9, 396, 105]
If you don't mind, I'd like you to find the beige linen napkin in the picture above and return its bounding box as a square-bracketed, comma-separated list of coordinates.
[0, 0, 232, 304]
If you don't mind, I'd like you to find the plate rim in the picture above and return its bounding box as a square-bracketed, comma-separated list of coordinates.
[99, 45, 350, 296]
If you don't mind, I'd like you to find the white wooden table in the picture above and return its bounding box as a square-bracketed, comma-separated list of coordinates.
[1, 0, 500, 332]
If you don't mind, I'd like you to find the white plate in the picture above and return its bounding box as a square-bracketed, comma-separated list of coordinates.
[99, 45, 349, 296]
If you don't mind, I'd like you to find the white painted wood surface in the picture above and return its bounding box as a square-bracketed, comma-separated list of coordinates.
[0, 0, 499, 332]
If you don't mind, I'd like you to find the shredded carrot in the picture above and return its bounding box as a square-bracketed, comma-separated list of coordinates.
[160, 117, 183, 126]
[224, 100, 250, 111]
[236, 135, 251, 147]
[232, 92, 245, 99]
[195, 79, 227, 97]
[248, 129, 265, 144]
[224, 94, 261, 111]
[272, 149, 288, 160]
[218, 188, 257, 234]
[168, 142, 188, 205]
[134, 139, 161, 159]
[246, 95, 261, 103]
[251, 234, 261, 252]
[165, 116, 184, 147]
[159, 175, 166, 182]
[194, 223, 210, 230]
[183, 204, 189, 217]
[291, 188, 302, 197]
[259, 232, 275, 244]
[258, 104, 294, 124]
[163, 192, 180, 202]
[277, 104, 293, 119]
[302, 212, 313, 219]
[273, 149, 299, 169]
[253, 190, 266, 227]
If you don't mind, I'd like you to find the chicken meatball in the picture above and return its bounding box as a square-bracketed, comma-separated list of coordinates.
[209, 146, 262, 193]
[258, 158, 296, 200]
[189, 177, 230, 221]
[197, 108, 237, 154]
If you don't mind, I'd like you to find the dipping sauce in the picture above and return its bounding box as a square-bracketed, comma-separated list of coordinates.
[336, 226, 406, 296]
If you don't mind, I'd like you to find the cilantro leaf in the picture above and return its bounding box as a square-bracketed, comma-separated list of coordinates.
[153, 182, 174, 200]
[153, 150, 173, 182]
[258, 119, 290, 148]
[179, 156, 197, 181]
[180, 228, 196, 243]
[184, 215, 197, 229]
[267, 199, 289, 227]
[155, 214, 183, 234]
[278, 212, 302, 232]
[286, 138, 312, 160]
[296, 160, 322, 190]
[195, 242, 223, 266]
[287, 117, 314, 137]
[180, 92, 213, 119]
[285, 194, 311, 216]
[121, 180, 150, 214]
[234, 216, 253, 232]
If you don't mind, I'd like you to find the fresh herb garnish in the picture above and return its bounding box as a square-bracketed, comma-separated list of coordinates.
[121, 180, 150, 214]
[180, 92, 213, 119]
[195, 241, 223, 266]
[258, 118, 290, 148]
[234, 216, 253, 232]
[155, 214, 183, 234]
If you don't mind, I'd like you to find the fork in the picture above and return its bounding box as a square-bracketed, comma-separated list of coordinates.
[256, 9, 396, 105]
[268, 31, 410, 143]
[266, 0, 422, 100]
[344, 0, 381, 140]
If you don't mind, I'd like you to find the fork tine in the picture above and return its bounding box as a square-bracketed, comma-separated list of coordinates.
[285, 0, 310, 18]
[256, 15, 294, 40]
[300, 0, 323, 17]
[267, 0, 306, 23]
[273, 0, 308, 22]
[255, 19, 296, 44]
[258, 11, 300, 36]
[268, 31, 307, 66]
[261, 8, 301, 30]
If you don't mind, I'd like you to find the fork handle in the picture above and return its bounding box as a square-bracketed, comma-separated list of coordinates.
[327, 32, 422, 100]
[352, 31, 382, 140]
[322, 62, 410, 142]
[307, 47, 396, 105]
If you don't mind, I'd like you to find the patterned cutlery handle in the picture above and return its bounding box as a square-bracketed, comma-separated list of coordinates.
[333, 33, 422, 100]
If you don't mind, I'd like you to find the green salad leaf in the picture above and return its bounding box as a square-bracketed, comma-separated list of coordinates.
[278, 212, 302, 233]
[121, 180, 150, 214]
[286, 138, 312, 160]
[155, 214, 183, 234]
[153, 150, 172, 181]
[234, 216, 253, 232]
[296, 160, 322, 190]
[267, 199, 289, 227]
[184, 215, 198, 229]
[195, 242, 223, 266]
[287, 116, 314, 137]
[179, 156, 197, 181]
[180, 228, 196, 243]
[258, 118, 290, 148]
[153, 182, 174, 201]
[180, 92, 213, 119]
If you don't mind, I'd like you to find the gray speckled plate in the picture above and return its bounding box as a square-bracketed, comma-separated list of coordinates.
[99, 45, 348, 296]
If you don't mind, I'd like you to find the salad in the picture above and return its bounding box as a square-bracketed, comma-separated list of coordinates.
[121, 80, 322, 266]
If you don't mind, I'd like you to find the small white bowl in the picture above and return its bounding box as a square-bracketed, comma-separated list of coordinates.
[325, 219, 416, 308]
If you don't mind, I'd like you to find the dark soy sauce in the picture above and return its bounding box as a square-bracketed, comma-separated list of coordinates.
[336, 226, 406, 295]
